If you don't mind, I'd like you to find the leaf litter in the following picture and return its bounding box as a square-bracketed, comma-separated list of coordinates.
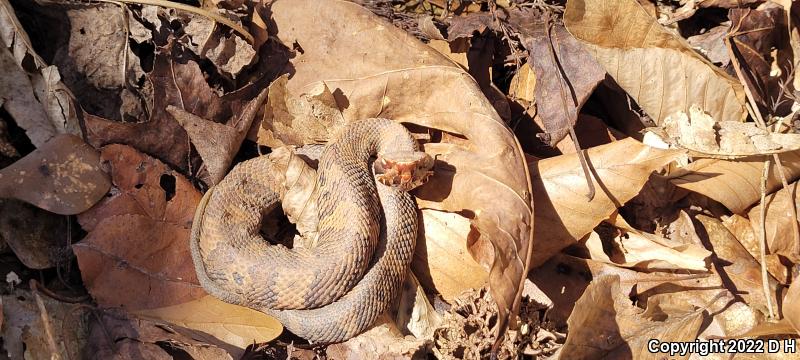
[0, 0, 800, 359]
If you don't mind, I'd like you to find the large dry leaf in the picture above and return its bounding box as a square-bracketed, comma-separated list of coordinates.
[722, 213, 789, 282]
[530, 138, 680, 266]
[786, 279, 800, 334]
[559, 275, 705, 359]
[695, 214, 779, 313]
[585, 229, 710, 271]
[133, 295, 282, 349]
[564, 0, 747, 124]
[669, 151, 800, 213]
[748, 181, 800, 258]
[75, 145, 204, 310]
[0, 0, 80, 143]
[525, 24, 606, 146]
[268, 0, 533, 335]
[0, 134, 110, 215]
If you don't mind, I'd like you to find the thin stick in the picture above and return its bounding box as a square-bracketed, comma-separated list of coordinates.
[726, 31, 777, 318]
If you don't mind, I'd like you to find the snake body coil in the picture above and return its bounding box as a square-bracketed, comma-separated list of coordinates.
[190, 118, 426, 342]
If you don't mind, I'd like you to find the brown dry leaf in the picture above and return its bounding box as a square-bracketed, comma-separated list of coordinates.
[584, 229, 711, 271]
[729, 6, 789, 112]
[1, 289, 89, 360]
[722, 214, 789, 283]
[699, 0, 764, 8]
[257, 75, 347, 148]
[695, 215, 780, 313]
[0, 200, 70, 269]
[86, 309, 235, 360]
[564, 0, 747, 125]
[559, 275, 705, 359]
[0, 0, 81, 142]
[414, 209, 488, 302]
[74, 144, 204, 310]
[0, 44, 56, 146]
[74, 214, 206, 310]
[525, 23, 606, 146]
[748, 181, 800, 259]
[133, 295, 282, 349]
[655, 105, 800, 156]
[669, 151, 800, 213]
[326, 314, 430, 360]
[785, 279, 800, 334]
[688, 23, 731, 66]
[530, 138, 681, 266]
[84, 45, 251, 172]
[0, 134, 111, 215]
[269, 0, 533, 336]
[508, 62, 536, 103]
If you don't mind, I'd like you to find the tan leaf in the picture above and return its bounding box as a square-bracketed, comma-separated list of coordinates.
[669, 151, 800, 213]
[560, 275, 705, 359]
[133, 295, 282, 349]
[747, 181, 800, 259]
[722, 214, 789, 283]
[0, 134, 111, 215]
[564, 0, 747, 124]
[414, 209, 488, 301]
[530, 138, 681, 265]
[585, 229, 711, 271]
[695, 215, 780, 313]
[0, 44, 56, 146]
[784, 279, 800, 335]
[269, 0, 533, 334]
[654, 105, 800, 156]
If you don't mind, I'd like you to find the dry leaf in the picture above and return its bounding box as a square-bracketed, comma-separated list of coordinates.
[560, 275, 705, 359]
[269, 0, 533, 336]
[585, 229, 711, 271]
[525, 23, 606, 146]
[747, 181, 800, 259]
[655, 105, 800, 156]
[669, 151, 800, 213]
[722, 214, 789, 283]
[74, 214, 206, 310]
[688, 23, 731, 66]
[0, 200, 70, 269]
[75, 145, 204, 310]
[0, 134, 111, 215]
[133, 295, 282, 349]
[695, 214, 780, 313]
[325, 314, 429, 360]
[1, 289, 88, 360]
[785, 279, 800, 334]
[414, 210, 488, 301]
[530, 138, 681, 266]
[564, 0, 747, 125]
[0, 44, 56, 146]
[86, 309, 234, 360]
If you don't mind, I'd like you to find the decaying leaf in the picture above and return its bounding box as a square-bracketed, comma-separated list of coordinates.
[654, 105, 800, 156]
[530, 138, 681, 265]
[133, 295, 282, 349]
[695, 215, 780, 313]
[747, 181, 800, 258]
[268, 0, 533, 338]
[560, 275, 705, 359]
[0, 199, 70, 269]
[0, 134, 111, 215]
[585, 228, 711, 271]
[564, 0, 747, 125]
[0, 44, 56, 146]
[669, 151, 800, 213]
[86, 309, 235, 360]
[786, 279, 800, 334]
[525, 23, 606, 146]
[1, 289, 89, 360]
[75, 145, 203, 310]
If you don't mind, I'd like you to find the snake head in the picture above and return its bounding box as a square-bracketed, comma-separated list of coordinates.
[374, 151, 434, 191]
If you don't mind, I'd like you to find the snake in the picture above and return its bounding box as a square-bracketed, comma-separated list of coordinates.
[189, 118, 433, 342]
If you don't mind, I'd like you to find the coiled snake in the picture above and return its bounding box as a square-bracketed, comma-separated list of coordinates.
[190, 118, 433, 342]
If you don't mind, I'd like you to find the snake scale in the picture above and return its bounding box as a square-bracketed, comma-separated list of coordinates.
[190, 118, 433, 342]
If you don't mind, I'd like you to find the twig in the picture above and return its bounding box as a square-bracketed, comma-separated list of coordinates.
[725, 32, 777, 318]
[30, 279, 91, 304]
